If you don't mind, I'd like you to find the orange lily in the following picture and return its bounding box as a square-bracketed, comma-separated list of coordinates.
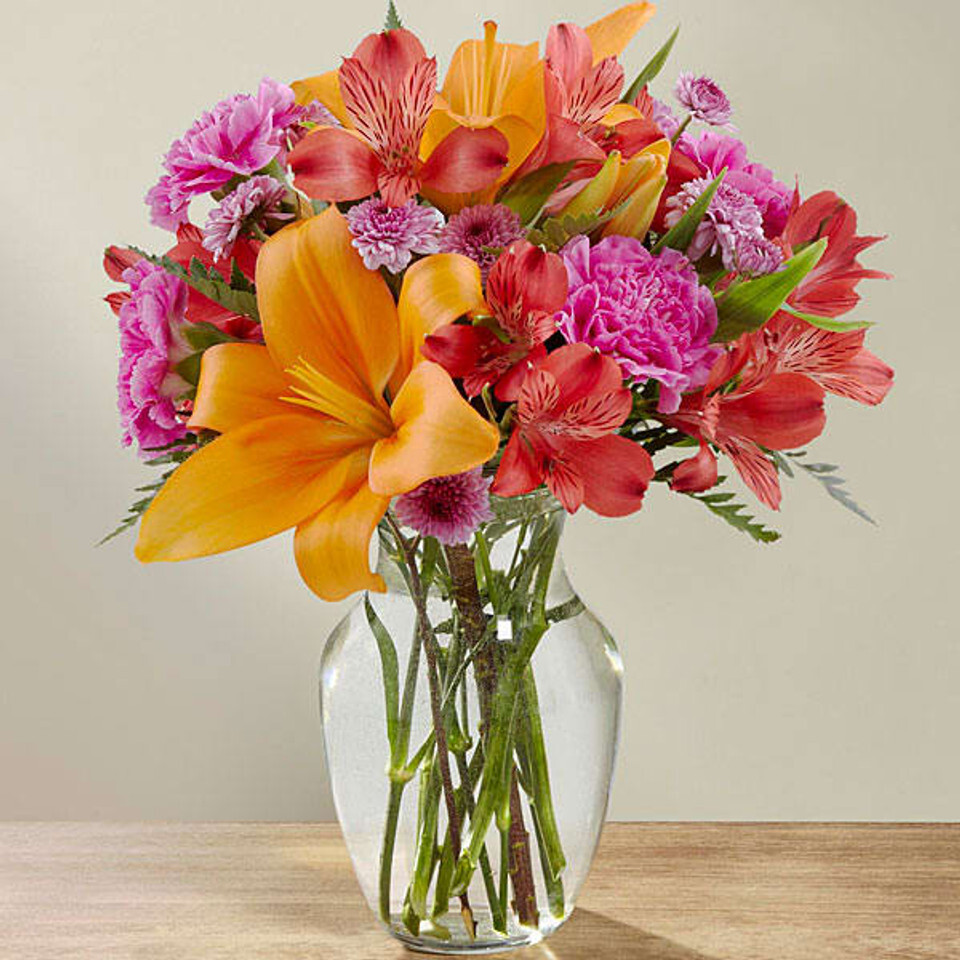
[420, 21, 546, 211]
[135, 208, 498, 601]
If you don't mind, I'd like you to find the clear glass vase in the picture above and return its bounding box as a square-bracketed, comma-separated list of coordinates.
[319, 490, 623, 953]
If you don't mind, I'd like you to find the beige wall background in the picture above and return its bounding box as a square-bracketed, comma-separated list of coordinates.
[1, 0, 957, 822]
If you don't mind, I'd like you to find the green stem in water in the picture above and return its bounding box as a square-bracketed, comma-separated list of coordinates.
[375, 529, 425, 923]
[450, 519, 561, 896]
[517, 667, 566, 883]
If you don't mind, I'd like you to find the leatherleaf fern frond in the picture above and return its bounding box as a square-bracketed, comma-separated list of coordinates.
[686, 477, 782, 544]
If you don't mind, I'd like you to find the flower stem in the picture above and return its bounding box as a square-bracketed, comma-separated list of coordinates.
[376, 547, 425, 923]
[507, 770, 539, 927]
[379, 779, 405, 922]
[387, 517, 474, 938]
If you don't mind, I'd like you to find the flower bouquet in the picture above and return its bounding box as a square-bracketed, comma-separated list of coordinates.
[102, 0, 892, 952]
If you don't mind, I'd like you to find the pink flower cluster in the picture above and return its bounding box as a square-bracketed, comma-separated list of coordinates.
[117, 262, 191, 454]
[557, 236, 721, 414]
[147, 78, 304, 230]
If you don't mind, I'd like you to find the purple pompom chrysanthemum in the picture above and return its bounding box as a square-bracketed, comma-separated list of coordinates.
[117, 262, 191, 455]
[735, 235, 784, 277]
[394, 469, 494, 546]
[439, 204, 525, 282]
[346, 199, 444, 273]
[202, 176, 291, 261]
[674, 73, 733, 127]
[557, 236, 721, 414]
[146, 78, 304, 231]
[666, 177, 774, 273]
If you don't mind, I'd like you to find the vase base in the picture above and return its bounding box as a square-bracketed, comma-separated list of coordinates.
[386, 910, 558, 954]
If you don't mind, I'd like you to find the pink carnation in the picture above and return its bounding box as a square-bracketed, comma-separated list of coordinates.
[557, 236, 721, 414]
[147, 78, 303, 230]
[117, 262, 191, 454]
[394, 469, 494, 545]
[679, 131, 792, 236]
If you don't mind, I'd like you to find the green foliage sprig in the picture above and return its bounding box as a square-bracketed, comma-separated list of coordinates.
[686, 477, 782, 544]
[130, 248, 260, 324]
[98, 436, 204, 545]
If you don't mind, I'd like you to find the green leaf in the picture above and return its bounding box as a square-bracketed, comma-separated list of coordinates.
[175, 352, 203, 386]
[781, 451, 876, 524]
[98, 437, 201, 545]
[364, 595, 401, 758]
[527, 204, 630, 252]
[498, 162, 574, 226]
[130, 247, 260, 323]
[688, 479, 782, 544]
[713, 237, 828, 342]
[181, 321, 239, 352]
[229, 258, 256, 294]
[384, 0, 403, 30]
[652, 169, 726, 255]
[781, 304, 874, 333]
[622, 25, 680, 103]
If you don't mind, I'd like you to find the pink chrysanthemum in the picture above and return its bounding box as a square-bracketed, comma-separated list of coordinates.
[557, 236, 721, 414]
[439, 204, 525, 282]
[202, 175, 291, 261]
[346, 198, 444, 273]
[117, 262, 191, 455]
[394, 469, 494, 545]
[674, 73, 733, 126]
[146, 78, 304, 230]
[649, 96, 683, 140]
[735, 235, 784, 276]
[665, 177, 769, 272]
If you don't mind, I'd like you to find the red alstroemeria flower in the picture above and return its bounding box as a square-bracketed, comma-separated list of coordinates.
[289, 29, 509, 206]
[515, 6, 657, 177]
[422, 240, 567, 400]
[492, 343, 655, 516]
[666, 345, 826, 510]
[104, 225, 262, 340]
[748, 313, 894, 407]
[783, 190, 891, 318]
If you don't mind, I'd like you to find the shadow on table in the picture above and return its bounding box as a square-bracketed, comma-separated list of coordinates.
[525, 909, 718, 960]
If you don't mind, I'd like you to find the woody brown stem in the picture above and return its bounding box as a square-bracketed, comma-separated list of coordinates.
[508, 772, 540, 927]
[387, 518, 474, 938]
[445, 542, 540, 928]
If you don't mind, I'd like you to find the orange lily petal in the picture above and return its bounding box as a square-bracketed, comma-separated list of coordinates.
[602, 139, 670, 238]
[136, 415, 373, 562]
[393, 253, 486, 395]
[370, 362, 500, 496]
[442, 22, 540, 121]
[256, 208, 399, 412]
[188, 343, 289, 434]
[585, 2, 657, 63]
[291, 71, 350, 127]
[602, 102, 644, 126]
[294, 482, 389, 601]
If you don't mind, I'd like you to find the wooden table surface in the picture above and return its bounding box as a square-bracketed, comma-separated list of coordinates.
[1, 823, 957, 959]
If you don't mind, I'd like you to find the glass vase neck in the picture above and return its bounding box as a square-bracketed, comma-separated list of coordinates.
[375, 489, 567, 596]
